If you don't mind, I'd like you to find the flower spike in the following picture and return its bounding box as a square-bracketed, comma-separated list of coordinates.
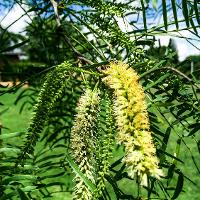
[70, 88, 100, 200]
[102, 61, 163, 186]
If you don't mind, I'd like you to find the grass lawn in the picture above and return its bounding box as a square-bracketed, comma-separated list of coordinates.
[0, 88, 32, 134]
[0, 87, 199, 199]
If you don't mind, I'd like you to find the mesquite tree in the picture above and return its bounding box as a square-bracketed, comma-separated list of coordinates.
[0, 0, 200, 199]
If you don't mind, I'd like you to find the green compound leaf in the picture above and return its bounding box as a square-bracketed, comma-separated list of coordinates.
[144, 73, 170, 90]
[188, 123, 200, 136]
[141, 0, 147, 31]
[0, 39, 29, 53]
[182, 0, 189, 27]
[162, 0, 168, 30]
[65, 154, 96, 193]
[171, 0, 179, 30]
[0, 147, 21, 154]
[194, 0, 200, 25]
[171, 172, 184, 199]
[17, 188, 30, 200]
[16, 61, 73, 165]
[0, 132, 25, 140]
[2, 175, 37, 185]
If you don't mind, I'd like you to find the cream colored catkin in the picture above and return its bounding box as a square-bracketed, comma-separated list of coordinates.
[102, 61, 163, 186]
[70, 88, 100, 200]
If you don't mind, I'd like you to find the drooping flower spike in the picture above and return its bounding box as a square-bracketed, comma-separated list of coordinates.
[70, 88, 100, 200]
[102, 61, 163, 186]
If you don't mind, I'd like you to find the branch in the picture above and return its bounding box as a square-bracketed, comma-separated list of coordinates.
[49, 0, 93, 64]
[62, 34, 93, 64]
[50, 0, 61, 26]
[163, 67, 200, 90]
[141, 66, 200, 90]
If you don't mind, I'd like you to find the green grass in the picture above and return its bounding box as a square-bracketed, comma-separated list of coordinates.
[0, 88, 73, 199]
[0, 88, 200, 199]
[0, 88, 32, 134]
[167, 133, 200, 200]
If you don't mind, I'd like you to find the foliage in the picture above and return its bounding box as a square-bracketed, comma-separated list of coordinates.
[0, 0, 200, 200]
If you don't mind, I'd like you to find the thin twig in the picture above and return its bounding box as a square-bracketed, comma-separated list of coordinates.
[62, 35, 93, 64]
[141, 66, 200, 90]
[163, 67, 200, 90]
[0, 2, 15, 23]
[50, 0, 61, 26]
[49, 0, 93, 64]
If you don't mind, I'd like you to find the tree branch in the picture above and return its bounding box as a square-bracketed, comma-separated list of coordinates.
[141, 66, 200, 90]
[50, 0, 61, 26]
[49, 0, 93, 64]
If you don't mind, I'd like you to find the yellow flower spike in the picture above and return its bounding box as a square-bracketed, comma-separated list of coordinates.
[102, 61, 163, 185]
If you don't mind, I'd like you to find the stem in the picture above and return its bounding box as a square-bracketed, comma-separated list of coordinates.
[49, 0, 93, 64]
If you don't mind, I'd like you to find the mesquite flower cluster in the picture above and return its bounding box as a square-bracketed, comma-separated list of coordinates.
[70, 61, 163, 199]
[102, 61, 163, 185]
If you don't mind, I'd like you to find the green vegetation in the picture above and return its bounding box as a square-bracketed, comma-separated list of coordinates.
[1, 86, 200, 200]
[0, 89, 32, 134]
[1, 0, 200, 199]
